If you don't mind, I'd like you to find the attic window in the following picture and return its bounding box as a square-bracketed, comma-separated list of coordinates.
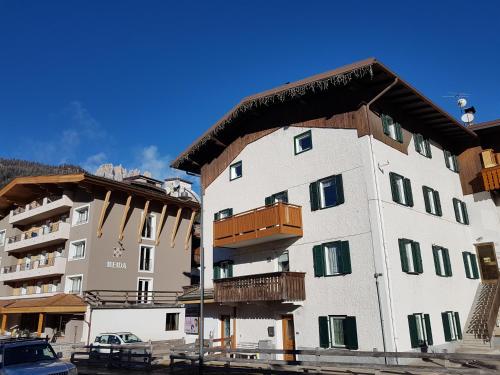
[381, 114, 403, 143]
[230, 161, 242, 181]
[294, 131, 312, 155]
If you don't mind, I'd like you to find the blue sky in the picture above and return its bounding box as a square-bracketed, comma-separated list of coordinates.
[1, 1, 499, 179]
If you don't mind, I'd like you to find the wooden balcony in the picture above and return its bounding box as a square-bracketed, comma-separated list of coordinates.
[213, 202, 303, 248]
[214, 272, 306, 303]
[482, 165, 500, 191]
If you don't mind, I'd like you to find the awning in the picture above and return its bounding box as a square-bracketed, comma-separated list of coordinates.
[0, 293, 87, 314]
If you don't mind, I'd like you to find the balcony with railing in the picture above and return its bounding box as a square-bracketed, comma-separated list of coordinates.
[213, 202, 303, 248]
[213, 271, 306, 303]
[9, 195, 73, 225]
[5, 221, 71, 253]
[0, 255, 66, 282]
[7, 283, 62, 299]
[481, 149, 500, 191]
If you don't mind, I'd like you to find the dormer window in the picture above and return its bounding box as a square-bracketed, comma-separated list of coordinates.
[381, 114, 403, 143]
[229, 161, 242, 181]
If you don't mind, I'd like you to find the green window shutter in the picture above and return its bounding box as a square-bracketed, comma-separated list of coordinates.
[434, 191, 442, 216]
[422, 186, 431, 213]
[432, 246, 442, 276]
[455, 312, 462, 340]
[389, 173, 400, 203]
[213, 264, 221, 280]
[471, 254, 479, 279]
[309, 182, 320, 211]
[403, 178, 414, 207]
[414, 134, 422, 153]
[395, 123, 403, 143]
[381, 114, 391, 135]
[399, 239, 410, 273]
[462, 202, 469, 224]
[412, 241, 423, 274]
[318, 316, 330, 348]
[462, 252, 471, 279]
[444, 150, 451, 169]
[313, 245, 325, 277]
[335, 174, 345, 205]
[343, 317, 358, 350]
[214, 212, 220, 221]
[443, 248, 452, 277]
[442, 312, 452, 341]
[408, 315, 419, 348]
[424, 314, 433, 346]
[265, 196, 273, 205]
[425, 139, 432, 158]
[453, 155, 460, 172]
[227, 262, 233, 278]
[339, 241, 352, 274]
[453, 198, 460, 222]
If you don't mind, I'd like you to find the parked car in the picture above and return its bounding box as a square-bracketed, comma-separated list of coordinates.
[0, 338, 77, 375]
[90, 332, 149, 360]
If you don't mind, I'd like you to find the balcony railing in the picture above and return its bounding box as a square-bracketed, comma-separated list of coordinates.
[482, 165, 500, 191]
[11, 284, 62, 298]
[0, 255, 66, 282]
[5, 221, 70, 252]
[213, 202, 303, 248]
[213, 271, 306, 303]
[9, 195, 72, 225]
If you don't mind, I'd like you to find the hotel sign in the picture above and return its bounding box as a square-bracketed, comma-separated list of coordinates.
[105, 261, 127, 269]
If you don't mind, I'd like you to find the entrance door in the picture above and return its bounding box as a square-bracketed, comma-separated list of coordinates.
[220, 315, 232, 348]
[476, 243, 499, 282]
[282, 315, 296, 361]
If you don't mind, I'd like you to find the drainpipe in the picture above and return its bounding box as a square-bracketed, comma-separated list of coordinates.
[198, 188, 205, 373]
[365, 78, 399, 360]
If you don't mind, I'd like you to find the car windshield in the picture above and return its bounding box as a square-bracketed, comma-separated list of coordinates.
[4, 343, 57, 366]
[118, 333, 142, 343]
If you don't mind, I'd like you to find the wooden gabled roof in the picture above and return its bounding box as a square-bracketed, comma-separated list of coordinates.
[172, 58, 478, 174]
[0, 293, 87, 314]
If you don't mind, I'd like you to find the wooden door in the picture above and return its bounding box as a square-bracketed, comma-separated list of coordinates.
[476, 243, 499, 282]
[220, 315, 232, 348]
[282, 315, 296, 361]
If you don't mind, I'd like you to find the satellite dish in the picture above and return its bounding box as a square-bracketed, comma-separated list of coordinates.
[461, 112, 474, 123]
[457, 98, 467, 108]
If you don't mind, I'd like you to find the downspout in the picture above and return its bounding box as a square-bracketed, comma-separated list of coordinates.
[365, 77, 399, 359]
[198, 182, 205, 373]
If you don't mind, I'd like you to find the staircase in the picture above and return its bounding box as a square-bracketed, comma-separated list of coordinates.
[461, 281, 500, 349]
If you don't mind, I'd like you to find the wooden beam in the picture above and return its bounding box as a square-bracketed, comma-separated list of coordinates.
[137, 200, 150, 243]
[211, 136, 227, 147]
[170, 207, 183, 248]
[97, 190, 111, 238]
[155, 204, 168, 245]
[118, 195, 132, 241]
[1, 314, 7, 334]
[184, 210, 197, 250]
[37, 313, 44, 337]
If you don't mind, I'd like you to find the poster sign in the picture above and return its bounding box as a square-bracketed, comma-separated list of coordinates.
[185, 317, 199, 334]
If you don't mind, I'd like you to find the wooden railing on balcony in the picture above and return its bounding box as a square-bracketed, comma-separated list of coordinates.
[482, 165, 500, 191]
[214, 272, 305, 303]
[213, 202, 303, 248]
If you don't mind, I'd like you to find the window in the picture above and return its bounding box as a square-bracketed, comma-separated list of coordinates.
[381, 114, 403, 143]
[265, 191, 289, 205]
[313, 241, 351, 277]
[213, 260, 233, 279]
[441, 311, 462, 342]
[69, 240, 86, 260]
[0, 230, 5, 246]
[414, 134, 432, 158]
[165, 313, 180, 331]
[229, 161, 242, 181]
[141, 214, 156, 239]
[398, 239, 423, 274]
[72, 205, 89, 226]
[139, 245, 154, 272]
[294, 130, 313, 155]
[453, 198, 469, 225]
[309, 175, 344, 211]
[50, 279, 59, 293]
[66, 275, 83, 294]
[408, 313, 433, 348]
[389, 172, 413, 207]
[214, 208, 233, 221]
[318, 316, 358, 349]
[432, 246, 452, 277]
[462, 251, 479, 279]
[277, 251, 290, 272]
[137, 278, 153, 303]
[444, 150, 459, 172]
[422, 186, 442, 216]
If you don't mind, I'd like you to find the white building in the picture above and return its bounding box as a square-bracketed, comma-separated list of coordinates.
[172, 59, 500, 356]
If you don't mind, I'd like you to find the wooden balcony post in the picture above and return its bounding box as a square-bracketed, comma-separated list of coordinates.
[37, 313, 45, 337]
[1, 314, 7, 334]
[137, 200, 150, 243]
[118, 195, 132, 241]
[97, 190, 112, 238]
[155, 204, 168, 245]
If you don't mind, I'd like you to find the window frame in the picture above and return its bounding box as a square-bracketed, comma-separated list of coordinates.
[328, 315, 346, 348]
[432, 245, 452, 277]
[310, 175, 344, 211]
[277, 251, 290, 272]
[138, 244, 155, 273]
[422, 186, 442, 216]
[313, 241, 351, 277]
[389, 172, 413, 207]
[414, 134, 432, 158]
[381, 114, 403, 143]
[398, 238, 423, 275]
[69, 239, 87, 261]
[0, 229, 6, 247]
[141, 213, 156, 240]
[137, 277, 154, 303]
[229, 161, 243, 181]
[462, 251, 479, 279]
[444, 150, 459, 172]
[165, 312, 180, 331]
[453, 198, 469, 225]
[294, 130, 313, 155]
[408, 313, 433, 348]
[213, 260, 234, 280]
[72, 204, 90, 226]
[65, 274, 84, 294]
[214, 208, 233, 221]
[265, 191, 289, 205]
